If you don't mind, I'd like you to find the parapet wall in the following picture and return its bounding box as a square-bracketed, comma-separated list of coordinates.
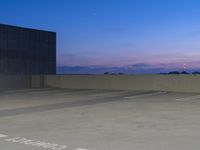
[0, 75, 31, 89]
[1, 75, 200, 93]
[44, 75, 200, 93]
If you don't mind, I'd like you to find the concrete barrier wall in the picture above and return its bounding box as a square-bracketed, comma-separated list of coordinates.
[31, 75, 45, 88]
[0, 75, 31, 89]
[2, 75, 200, 93]
[45, 75, 200, 93]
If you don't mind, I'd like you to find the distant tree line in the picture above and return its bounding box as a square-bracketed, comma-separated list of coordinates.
[160, 71, 200, 75]
[104, 72, 124, 75]
[104, 71, 200, 75]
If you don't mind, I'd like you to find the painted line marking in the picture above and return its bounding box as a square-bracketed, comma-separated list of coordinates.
[0, 134, 8, 138]
[55, 90, 100, 96]
[55, 90, 94, 95]
[124, 91, 167, 99]
[27, 90, 61, 94]
[89, 91, 126, 97]
[55, 92, 72, 96]
[176, 95, 200, 101]
[0, 133, 89, 150]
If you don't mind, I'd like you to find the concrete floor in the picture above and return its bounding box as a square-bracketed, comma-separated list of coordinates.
[0, 88, 200, 150]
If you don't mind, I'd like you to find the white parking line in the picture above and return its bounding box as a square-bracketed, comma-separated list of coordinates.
[27, 90, 60, 94]
[55, 92, 72, 96]
[176, 95, 200, 101]
[89, 91, 126, 97]
[0, 133, 89, 150]
[124, 91, 167, 99]
[0, 134, 8, 138]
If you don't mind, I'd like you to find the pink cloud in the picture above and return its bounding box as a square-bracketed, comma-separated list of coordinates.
[58, 52, 200, 70]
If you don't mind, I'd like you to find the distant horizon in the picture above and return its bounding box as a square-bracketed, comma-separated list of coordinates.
[1, 0, 200, 74]
[56, 65, 200, 75]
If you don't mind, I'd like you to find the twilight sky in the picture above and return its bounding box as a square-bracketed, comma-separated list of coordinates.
[1, 0, 200, 73]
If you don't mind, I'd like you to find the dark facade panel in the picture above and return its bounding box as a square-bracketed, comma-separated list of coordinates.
[0, 24, 56, 75]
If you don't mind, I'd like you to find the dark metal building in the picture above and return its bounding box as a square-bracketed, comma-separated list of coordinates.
[0, 24, 56, 75]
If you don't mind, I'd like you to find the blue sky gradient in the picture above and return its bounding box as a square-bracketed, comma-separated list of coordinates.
[1, 0, 200, 73]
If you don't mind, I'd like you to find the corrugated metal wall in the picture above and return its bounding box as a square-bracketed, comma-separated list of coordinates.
[0, 24, 56, 75]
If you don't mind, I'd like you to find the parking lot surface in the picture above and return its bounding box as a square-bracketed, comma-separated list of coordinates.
[0, 88, 200, 150]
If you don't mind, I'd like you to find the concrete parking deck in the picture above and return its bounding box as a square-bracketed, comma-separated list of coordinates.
[0, 88, 200, 150]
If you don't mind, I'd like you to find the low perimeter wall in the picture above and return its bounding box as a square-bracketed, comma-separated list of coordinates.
[1, 75, 200, 93]
[0, 75, 31, 89]
[45, 75, 200, 93]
